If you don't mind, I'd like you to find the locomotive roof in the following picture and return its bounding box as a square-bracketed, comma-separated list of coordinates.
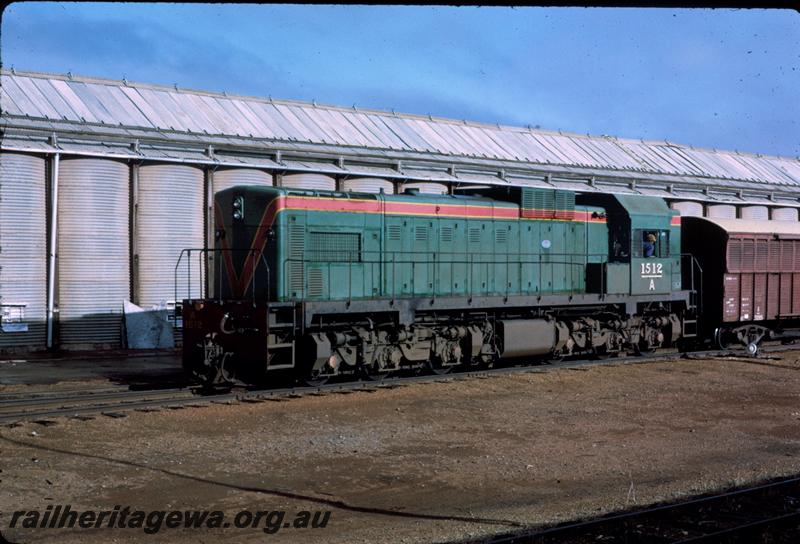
[226, 184, 516, 208]
[221, 184, 610, 212]
[3, 70, 800, 202]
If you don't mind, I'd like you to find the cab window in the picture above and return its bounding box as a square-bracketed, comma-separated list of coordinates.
[633, 229, 669, 258]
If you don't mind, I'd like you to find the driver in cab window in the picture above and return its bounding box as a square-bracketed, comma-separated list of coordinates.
[643, 233, 657, 257]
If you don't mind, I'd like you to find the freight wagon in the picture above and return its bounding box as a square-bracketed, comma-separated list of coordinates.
[181, 185, 695, 386]
[682, 217, 800, 354]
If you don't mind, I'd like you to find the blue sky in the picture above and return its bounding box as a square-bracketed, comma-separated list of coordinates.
[2, 4, 798, 157]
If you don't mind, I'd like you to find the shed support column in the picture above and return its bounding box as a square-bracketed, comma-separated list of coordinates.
[46, 153, 60, 349]
[131, 162, 140, 304]
[206, 168, 214, 299]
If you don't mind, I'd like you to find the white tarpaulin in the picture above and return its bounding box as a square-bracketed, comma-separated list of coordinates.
[123, 300, 174, 349]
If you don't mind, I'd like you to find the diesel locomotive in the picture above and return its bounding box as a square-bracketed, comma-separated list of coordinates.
[181, 185, 700, 386]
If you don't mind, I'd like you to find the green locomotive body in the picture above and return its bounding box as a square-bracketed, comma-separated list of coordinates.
[183, 185, 693, 385]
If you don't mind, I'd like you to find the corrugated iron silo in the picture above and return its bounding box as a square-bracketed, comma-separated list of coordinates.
[400, 182, 449, 194]
[136, 164, 205, 308]
[771, 208, 798, 221]
[340, 177, 395, 194]
[739, 206, 769, 220]
[705, 204, 737, 219]
[58, 158, 130, 347]
[669, 201, 704, 217]
[281, 173, 336, 191]
[212, 168, 273, 194]
[0, 153, 47, 349]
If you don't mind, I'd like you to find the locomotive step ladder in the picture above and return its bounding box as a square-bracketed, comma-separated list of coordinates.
[265, 302, 296, 370]
[681, 318, 698, 338]
[680, 253, 702, 339]
[681, 289, 699, 338]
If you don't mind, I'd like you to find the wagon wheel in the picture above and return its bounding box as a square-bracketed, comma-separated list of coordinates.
[743, 326, 767, 357]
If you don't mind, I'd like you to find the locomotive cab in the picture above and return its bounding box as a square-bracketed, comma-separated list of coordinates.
[579, 194, 682, 296]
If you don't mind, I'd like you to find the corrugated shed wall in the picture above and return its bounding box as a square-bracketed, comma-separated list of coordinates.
[282, 173, 336, 191]
[57, 158, 130, 347]
[0, 153, 47, 348]
[212, 168, 273, 195]
[341, 177, 394, 194]
[740, 206, 769, 220]
[400, 182, 449, 194]
[136, 164, 205, 307]
[706, 205, 737, 219]
[773, 208, 799, 221]
[670, 201, 704, 217]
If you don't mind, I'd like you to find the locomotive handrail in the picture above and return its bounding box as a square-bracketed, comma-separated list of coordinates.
[680, 253, 703, 315]
[175, 248, 693, 311]
[174, 247, 271, 307]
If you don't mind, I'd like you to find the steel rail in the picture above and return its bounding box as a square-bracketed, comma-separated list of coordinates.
[0, 344, 795, 427]
[0, 385, 132, 401]
[474, 475, 800, 544]
[0, 387, 195, 412]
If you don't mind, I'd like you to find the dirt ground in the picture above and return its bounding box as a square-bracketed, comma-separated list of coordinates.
[1, 353, 799, 543]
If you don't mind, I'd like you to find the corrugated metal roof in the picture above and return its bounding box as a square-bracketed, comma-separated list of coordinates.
[2, 69, 799, 190]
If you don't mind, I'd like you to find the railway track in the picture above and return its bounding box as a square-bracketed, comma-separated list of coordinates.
[0, 387, 200, 425]
[0, 344, 794, 427]
[473, 475, 800, 543]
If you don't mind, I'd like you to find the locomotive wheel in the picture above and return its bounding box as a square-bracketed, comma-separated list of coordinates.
[301, 370, 329, 388]
[714, 327, 731, 350]
[548, 350, 565, 363]
[634, 342, 655, 356]
[427, 359, 453, 375]
[360, 365, 394, 382]
[592, 346, 612, 360]
[465, 355, 486, 368]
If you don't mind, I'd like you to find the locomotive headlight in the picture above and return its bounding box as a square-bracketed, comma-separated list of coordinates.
[232, 196, 245, 220]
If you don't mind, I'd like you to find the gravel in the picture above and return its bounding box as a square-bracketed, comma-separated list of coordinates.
[1, 354, 799, 543]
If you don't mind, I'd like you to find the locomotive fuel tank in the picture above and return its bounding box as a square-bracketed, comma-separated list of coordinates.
[498, 319, 568, 358]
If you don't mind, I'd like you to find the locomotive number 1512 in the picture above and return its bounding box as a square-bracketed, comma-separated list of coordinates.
[640, 262, 663, 277]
